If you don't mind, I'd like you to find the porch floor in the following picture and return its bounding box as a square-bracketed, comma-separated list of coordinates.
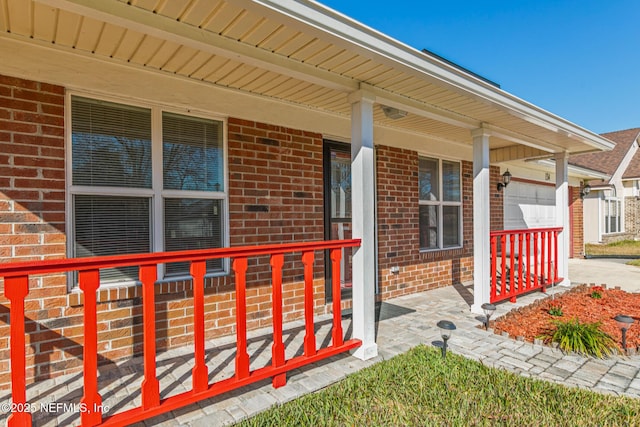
[2, 282, 639, 427]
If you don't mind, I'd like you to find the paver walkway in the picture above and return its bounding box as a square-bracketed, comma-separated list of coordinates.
[1, 282, 638, 426]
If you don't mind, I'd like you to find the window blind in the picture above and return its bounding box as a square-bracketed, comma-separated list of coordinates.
[74, 195, 151, 283]
[71, 96, 152, 188]
[164, 198, 223, 275]
[162, 112, 223, 192]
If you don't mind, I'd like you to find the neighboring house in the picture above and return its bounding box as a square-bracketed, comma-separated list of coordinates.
[570, 128, 640, 243]
[0, 0, 613, 422]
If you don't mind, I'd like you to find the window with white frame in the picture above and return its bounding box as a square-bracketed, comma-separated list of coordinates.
[418, 157, 462, 250]
[604, 198, 622, 234]
[69, 95, 226, 284]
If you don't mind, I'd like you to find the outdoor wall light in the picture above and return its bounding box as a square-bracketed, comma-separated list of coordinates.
[381, 105, 408, 120]
[614, 314, 634, 353]
[437, 320, 456, 358]
[481, 303, 496, 330]
[497, 170, 512, 192]
[580, 184, 591, 200]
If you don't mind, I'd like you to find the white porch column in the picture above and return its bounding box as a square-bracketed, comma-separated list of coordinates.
[471, 129, 491, 314]
[348, 90, 378, 360]
[555, 151, 570, 285]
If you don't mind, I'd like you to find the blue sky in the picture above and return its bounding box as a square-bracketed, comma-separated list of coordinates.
[320, 0, 639, 134]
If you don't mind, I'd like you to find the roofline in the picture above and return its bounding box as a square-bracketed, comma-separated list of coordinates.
[609, 129, 640, 183]
[588, 183, 615, 190]
[243, 0, 615, 152]
[536, 159, 611, 180]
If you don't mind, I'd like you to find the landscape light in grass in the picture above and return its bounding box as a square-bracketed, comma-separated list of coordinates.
[614, 314, 634, 353]
[481, 303, 496, 330]
[436, 320, 456, 358]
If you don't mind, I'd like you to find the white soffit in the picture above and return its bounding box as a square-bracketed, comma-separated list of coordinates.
[1, 0, 615, 154]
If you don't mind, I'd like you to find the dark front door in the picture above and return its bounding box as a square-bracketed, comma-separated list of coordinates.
[323, 140, 353, 301]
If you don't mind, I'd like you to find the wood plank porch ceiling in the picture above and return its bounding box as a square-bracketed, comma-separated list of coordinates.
[1, 0, 613, 158]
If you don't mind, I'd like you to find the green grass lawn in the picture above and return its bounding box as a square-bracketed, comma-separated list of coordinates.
[585, 240, 640, 257]
[628, 259, 640, 267]
[238, 346, 640, 427]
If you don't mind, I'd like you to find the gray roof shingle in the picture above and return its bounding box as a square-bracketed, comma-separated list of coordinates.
[569, 128, 640, 180]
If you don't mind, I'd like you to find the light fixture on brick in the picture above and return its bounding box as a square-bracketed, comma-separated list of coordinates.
[497, 169, 512, 192]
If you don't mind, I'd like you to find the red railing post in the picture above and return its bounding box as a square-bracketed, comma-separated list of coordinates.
[4, 275, 32, 427]
[540, 231, 549, 292]
[301, 251, 316, 356]
[500, 235, 506, 297]
[490, 236, 497, 302]
[330, 248, 343, 347]
[518, 233, 524, 282]
[533, 232, 539, 288]
[270, 254, 286, 388]
[525, 233, 531, 289]
[140, 265, 160, 409]
[547, 230, 553, 284]
[232, 257, 250, 379]
[508, 234, 516, 302]
[191, 261, 209, 392]
[553, 230, 559, 282]
[79, 269, 103, 427]
[489, 228, 562, 304]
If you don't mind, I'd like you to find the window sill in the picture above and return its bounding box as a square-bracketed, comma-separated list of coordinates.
[419, 245, 464, 253]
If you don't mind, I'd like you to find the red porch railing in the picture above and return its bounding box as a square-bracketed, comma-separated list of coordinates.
[0, 239, 362, 427]
[490, 227, 562, 303]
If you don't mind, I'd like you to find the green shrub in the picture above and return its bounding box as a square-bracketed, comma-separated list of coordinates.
[538, 318, 617, 358]
[547, 305, 562, 317]
[590, 286, 603, 299]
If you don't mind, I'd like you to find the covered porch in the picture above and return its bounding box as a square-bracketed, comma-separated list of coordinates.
[0, 0, 616, 425]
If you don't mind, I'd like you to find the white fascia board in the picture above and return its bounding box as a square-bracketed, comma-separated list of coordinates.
[610, 134, 640, 183]
[536, 159, 610, 180]
[242, 0, 615, 152]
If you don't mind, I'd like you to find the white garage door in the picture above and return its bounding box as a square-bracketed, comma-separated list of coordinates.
[504, 181, 556, 230]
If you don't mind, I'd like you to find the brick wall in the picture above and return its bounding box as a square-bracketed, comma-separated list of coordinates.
[0, 75, 67, 386]
[570, 186, 585, 257]
[375, 145, 504, 299]
[624, 196, 640, 237]
[490, 166, 504, 231]
[227, 118, 325, 285]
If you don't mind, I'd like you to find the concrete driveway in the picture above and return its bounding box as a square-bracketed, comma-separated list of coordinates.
[569, 257, 640, 292]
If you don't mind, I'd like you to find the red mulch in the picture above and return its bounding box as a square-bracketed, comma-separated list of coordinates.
[492, 285, 640, 350]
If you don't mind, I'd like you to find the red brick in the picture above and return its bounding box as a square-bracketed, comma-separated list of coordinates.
[0, 98, 38, 112]
[0, 119, 37, 133]
[39, 83, 64, 95]
[14, 178, 65, 190]
[13, 157, 64, 169]
[13, 111, 64, 127]
[0, 165, 39, 177]
[12, 88, 63, 105]
[42, 125, 64, 137]
[13, 134, 63, 147]
[0, 76, 39, 89]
